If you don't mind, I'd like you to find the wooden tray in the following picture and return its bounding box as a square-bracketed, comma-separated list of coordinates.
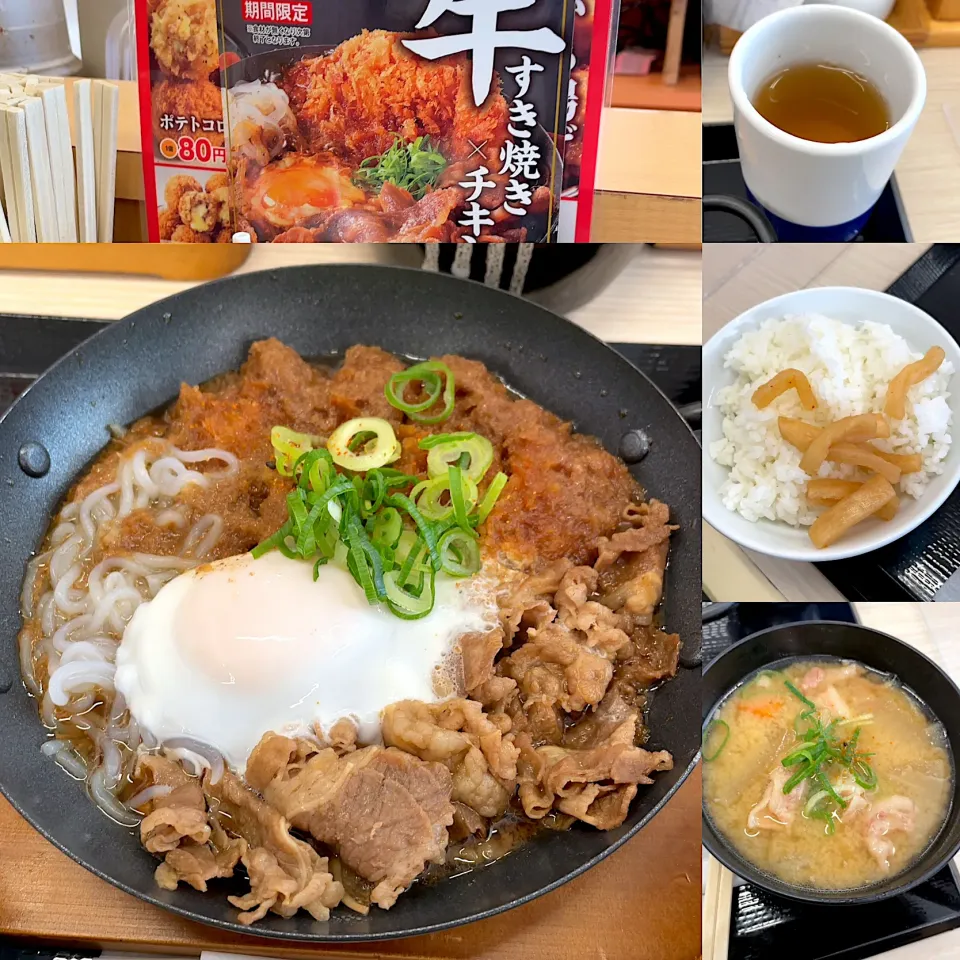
[0, 245, 251, 281]
[0, 769, 700, 959]
[715, 0, 960, 51]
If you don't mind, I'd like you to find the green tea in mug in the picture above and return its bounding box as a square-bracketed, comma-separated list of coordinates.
[752, 62, 891, 144]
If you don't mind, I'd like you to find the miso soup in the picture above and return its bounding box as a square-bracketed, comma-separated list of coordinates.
[703, 658, 953, 890]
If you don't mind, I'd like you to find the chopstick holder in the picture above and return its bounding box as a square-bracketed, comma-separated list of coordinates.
[94, 80, 119, 244]
[74, 79, 97, 243]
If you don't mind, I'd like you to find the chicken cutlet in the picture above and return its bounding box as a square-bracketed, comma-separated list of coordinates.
[280, 30, 509, 168]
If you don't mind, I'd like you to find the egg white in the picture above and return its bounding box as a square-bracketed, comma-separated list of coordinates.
[115, 551, 495, 772]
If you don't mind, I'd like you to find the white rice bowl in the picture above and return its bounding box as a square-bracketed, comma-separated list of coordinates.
[703, 287, 960, 562]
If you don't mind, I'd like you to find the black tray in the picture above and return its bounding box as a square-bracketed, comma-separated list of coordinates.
[0, 315, 702, 421]
[813, 244, 960, 601]
[703, 603, 960, 960]
[703, 123, 913, 244]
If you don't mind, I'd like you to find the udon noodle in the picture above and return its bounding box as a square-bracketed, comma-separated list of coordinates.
[19, 441, 238, 822]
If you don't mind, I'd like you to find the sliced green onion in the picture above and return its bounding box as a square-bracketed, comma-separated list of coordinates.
[384, 368, 442, 414]
[251, 519, 294, 559]
[272, 426, 324, 476]
[385, 361, 455, 425]
[438, 528, 481, 577]
[379, 468, 419, 489]
[426, 435, 493, 483]
[419, 432, 477, 450]
[851, 758, 877, 790]
[703, 719, 730, 762]
[386, 492, 442, 571]
[411, 475, 455, 522]
[398, 537, 426, 586]
[784, 680, 816, 711]
[327, 417, 401, 472]
[477, 471, 508, 524]
[384, 568, 436, 620]
[294, 448, 335, 492]
[804, 790, 830, 817]
[448, 463, 477, 537]
[817, 772, 847, 809]
[370, 507, 402, 549]
[783, 765, 814, 794]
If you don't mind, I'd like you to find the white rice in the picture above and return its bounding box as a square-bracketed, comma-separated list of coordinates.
[709, 314, 954, 526]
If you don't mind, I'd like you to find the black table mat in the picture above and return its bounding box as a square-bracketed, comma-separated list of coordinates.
[0, 315, 701, 420]
[813, 244, 960, 601]
[703, 123, 912, 244]
[704, 603, 960, 960]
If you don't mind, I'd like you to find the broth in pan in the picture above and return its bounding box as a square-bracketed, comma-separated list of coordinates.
[703, 658, 953, 890]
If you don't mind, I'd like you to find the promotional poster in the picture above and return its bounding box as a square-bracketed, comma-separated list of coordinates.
[136, 0, 611, 244]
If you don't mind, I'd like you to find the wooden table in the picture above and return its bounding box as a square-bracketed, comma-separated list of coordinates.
[702, 242, 934, 602]
[0, 243, 702, 958]
[703, 602, 960, 960]
[0, 772, 700, 960]
[703, 47, 960, 242]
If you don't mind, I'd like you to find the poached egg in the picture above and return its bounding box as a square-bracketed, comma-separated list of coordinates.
[115, 551, 495, 772]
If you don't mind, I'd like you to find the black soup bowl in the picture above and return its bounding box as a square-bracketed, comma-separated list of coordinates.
[701, 620, 960, 905]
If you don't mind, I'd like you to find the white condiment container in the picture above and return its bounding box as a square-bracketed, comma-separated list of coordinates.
[0, 0, 81, 75]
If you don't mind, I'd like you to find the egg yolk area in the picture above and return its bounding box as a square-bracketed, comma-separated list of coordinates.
[250, 155, 367, 228]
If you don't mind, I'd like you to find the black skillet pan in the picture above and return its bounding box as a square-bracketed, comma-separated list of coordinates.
[702, 621, 960, 904]
[0, 264, 700, 942]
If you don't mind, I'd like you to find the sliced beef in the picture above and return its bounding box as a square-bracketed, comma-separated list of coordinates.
[498, 559, 570, 645]
[460, 626, 505, 691]
[499, 622, 614, 717]
[595, 500, 676, 626]
[516, 718, 674, 830]
[245, 735, 454, 909]
[137, 754, 209, 853]
[382, 699, 518, 818]
[154, 821, 245, 893]
[205, 771, 344, 923]
[617, 629, 682, 686]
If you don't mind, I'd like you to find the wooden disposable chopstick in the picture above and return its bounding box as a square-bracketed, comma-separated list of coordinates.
[0, 75, 116, 243]
[0, 190, 11, 242]
[41, 83, 77, 242]
[702, 854, 734, 960]
[20, 94, 59, 243]
[0, 103, 36, 243]
[0, 104, 21, 241]
[94, 80, 119, 243]
[74, 79, 97, 243]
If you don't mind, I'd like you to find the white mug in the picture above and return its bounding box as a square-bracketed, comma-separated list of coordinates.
[728, 4, 926, 241]
[805, 0, 896, 18]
